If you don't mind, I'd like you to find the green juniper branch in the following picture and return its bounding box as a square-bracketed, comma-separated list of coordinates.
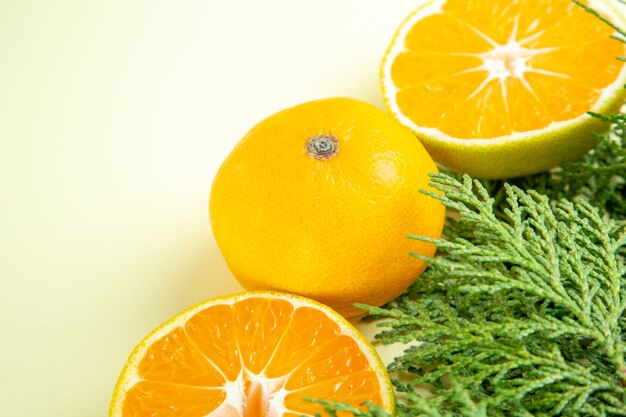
[313, 170, 626, 417]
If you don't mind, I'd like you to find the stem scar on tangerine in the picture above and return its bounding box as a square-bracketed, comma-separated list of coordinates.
[306, 135, 339, 160]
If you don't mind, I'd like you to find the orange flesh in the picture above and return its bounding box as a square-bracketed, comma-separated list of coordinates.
[390, 0, 625, 138]
[121, 298, 384, 417]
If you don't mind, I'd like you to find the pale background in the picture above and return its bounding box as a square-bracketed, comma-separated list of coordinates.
[1, 1, 419, 415]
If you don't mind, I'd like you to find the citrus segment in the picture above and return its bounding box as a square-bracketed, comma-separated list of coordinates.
[283, 335, 372, 390]
[185, 305, 241, 381]
[381, 0, 626, 178]
[263, 307, 342, 379]
[110, 292, 394, 417]
[283, 370, 383, 414]
[137, 327, 225, 386]
[404, 14, 492, 53]
[122, 382, 225, 417]
[230, 297, 295, 375]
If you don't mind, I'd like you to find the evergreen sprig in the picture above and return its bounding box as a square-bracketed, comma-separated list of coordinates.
[371, 173, 626, 416]
[313, 171, 626, 417]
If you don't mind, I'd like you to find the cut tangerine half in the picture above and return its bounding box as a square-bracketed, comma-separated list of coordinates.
[109, 291, 394, 417]
[381, 0, 626, 179]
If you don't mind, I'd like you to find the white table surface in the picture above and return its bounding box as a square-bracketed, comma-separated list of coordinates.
[1, 1, 419, 415]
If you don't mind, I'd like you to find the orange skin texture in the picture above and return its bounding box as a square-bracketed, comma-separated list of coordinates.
[210, 97, 445, 318]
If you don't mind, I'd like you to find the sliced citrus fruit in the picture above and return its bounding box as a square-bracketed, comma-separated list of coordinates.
[109, 291, 395, 417]
[381, 0, 626, 179]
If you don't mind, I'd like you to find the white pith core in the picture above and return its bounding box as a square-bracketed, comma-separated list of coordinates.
[455, 16, 567, 107]
[213, 370, 291, 417]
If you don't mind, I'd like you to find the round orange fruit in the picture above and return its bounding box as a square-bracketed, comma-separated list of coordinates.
[209, 97, 445, 318]
[109, 291, 395, 417]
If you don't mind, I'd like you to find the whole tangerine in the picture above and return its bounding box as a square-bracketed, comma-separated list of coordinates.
[210, 97, 445, 318]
